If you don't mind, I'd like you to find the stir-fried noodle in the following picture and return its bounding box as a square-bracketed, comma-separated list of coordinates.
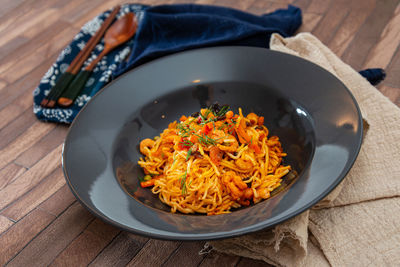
[138, 105, 290, 215]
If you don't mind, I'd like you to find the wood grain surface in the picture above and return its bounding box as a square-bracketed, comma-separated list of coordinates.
[0, 0, 399, 266]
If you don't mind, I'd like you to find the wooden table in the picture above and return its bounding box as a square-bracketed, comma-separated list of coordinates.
[0, 0, 399, 266]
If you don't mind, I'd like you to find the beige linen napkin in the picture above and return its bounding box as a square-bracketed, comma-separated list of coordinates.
[209, 33, 400, 266]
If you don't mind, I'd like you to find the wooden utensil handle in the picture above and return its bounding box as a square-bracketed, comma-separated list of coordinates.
[70, 6, 120, 74]
[85, 47, 110, 71]
[40, 71, 75, 107]
[58, 70, 92, 107]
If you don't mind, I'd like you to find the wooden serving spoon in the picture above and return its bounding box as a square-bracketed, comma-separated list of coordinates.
[57, 12, 137, 107]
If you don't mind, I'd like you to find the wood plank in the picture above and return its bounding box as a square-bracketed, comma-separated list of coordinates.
[0, 163, 27, 191]
[0, 0, 25, 18]
[70, 2, 117, 29]
[0, 8, 58, 48]
[6, 202, 94, 267]
[268, 0, 295, 3]
[0, 209, 55, 266]
[0, 79, 6, 91]
[0, 25, 80, 84]
[0, 64, 53, 132]
[378, 84, 400, 105]
[0, 121, 55, 170]
[0, 19, 70, 74]
[297, 12, 322, 33]
[69, 0, 141, 30]
[0, 36, 28, 62]
[328, 0, 376, 57]
[38, 184, 77, 217]
[62, 0, 115, 24]
[0, 109, 37, 150]
[162, 241, 207, 267]
[88, 232, 148, 267]
[127, 239, 181, 267]
[0, 0, 67, 41]
[292, 0, 311, 11]
[0, 215, 13, 235]
[199, 251, 241, 267]
[49, 219, 120, 267]
[0, 104, 27, 131]
[341, 0, 399, 70]
[55, 0, 103, 23]
[364, 3, 400, 69]
[0, 0, 87, 70]
[0, 0, 53, 32]
[1, 167, 65, 221]
[383, 45, 400, 88]
[205, 0, 257, 10]
[311, 0, 350, 44]
[0, 0, 44, 34]
[246, 1, 271, 15]
[306, 0, 331, 14]
[195, 0, 217, 5]
[15, 125, 68, 168]
[264, 2, 291, 14]
[0, 87, 34, 132]
[0, 55, 55, 110]
[0, 144, 62, 210]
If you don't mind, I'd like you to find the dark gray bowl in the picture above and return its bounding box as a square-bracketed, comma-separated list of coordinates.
[62, 46, 362, 240]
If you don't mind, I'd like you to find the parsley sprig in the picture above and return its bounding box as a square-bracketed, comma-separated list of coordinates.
[186, 148, 192, 161]
[215, 105, 230, 117]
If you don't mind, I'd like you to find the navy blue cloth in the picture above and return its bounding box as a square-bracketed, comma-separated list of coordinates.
[359, 68, 386, 86]
[115, 4, 302, 75]
[33, 4, 385, 124]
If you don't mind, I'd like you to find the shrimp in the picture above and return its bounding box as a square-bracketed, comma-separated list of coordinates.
[210, 146, 223, 165]
[253, 187, 271, 203]
[210, 130, 239, 152]
[227, 183, 243, 200]
[246, 113, 258, 125]
[217, 135, 238, 152]
[140, 138, 155, 156]
[235, 158, 253, 170]
[222, 171, 248, 200]
[243, 188, 253, 199]
[164, 135, 180, 144]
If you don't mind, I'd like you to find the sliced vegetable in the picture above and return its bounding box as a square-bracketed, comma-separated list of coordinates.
[225, 110, 233, 119]
[140, 179, 156, 188]
[258, 116, 264, 126]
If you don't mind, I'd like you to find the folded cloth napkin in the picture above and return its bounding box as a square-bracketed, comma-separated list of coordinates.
[209, 32, 400, 267]
[33, 4, 384, 124]
[32, 4, 301, 123]
[114, 4, 301, 75]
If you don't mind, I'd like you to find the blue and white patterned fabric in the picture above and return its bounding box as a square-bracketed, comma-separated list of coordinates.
[33, 4, 148, 123]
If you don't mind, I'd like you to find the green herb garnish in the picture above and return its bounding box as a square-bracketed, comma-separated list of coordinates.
[216, 105, 230, 117]
[199, 109, 208, 122]
[186, 148, 192, 161]
[181, 139, 194, 147]
[194, 133, 217, 146]
[177, 123, 190, 134]
[204, 109, 211, 118]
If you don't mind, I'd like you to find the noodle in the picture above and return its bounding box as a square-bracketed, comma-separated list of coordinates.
[138, 105, 291, 215]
